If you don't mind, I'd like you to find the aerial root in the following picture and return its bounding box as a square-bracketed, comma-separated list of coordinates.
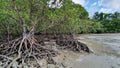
[0, 35, 58, 68]
[0, 34, 91, 68]
[55, 35, 92, 53]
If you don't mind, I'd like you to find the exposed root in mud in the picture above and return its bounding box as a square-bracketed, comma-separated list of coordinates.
[56, 34, 92, 53]
[0, 34, 57, 68]
[0, 34, 91, 68]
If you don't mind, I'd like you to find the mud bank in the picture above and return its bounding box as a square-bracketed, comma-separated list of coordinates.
[36, 34, 120, 68]
[49, 34, 120, 68]
[1, 34, 120, 68]
[74, 34, 120, 68]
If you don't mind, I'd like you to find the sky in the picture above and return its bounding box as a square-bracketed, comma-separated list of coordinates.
[72, 0, 120, 17]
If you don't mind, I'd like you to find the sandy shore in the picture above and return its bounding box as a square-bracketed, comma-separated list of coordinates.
[69, 34, 120, 68]
[50, 34, 120, 68]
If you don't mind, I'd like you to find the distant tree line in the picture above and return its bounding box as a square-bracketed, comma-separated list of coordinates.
[92, 12, 120, 33]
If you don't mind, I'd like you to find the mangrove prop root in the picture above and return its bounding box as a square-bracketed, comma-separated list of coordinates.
[0, 34, 58, 68]
[0, 34, 91, 67]
[55, 34, 91, 53]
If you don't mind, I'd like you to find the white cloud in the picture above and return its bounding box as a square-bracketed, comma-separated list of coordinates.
[72, 0, 86, 6]
[99, 8, 112, 13]
[88, 6, 99, 17]
[48, 0, 62, 8]
[98, 0, 120, 12]
[87, 2, 99, 17]
[91, 2, 97, 7]
[98, 0, 103, 6]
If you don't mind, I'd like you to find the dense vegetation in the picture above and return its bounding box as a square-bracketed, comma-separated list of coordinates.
[0, 1, 120, 35]
[0, 0, 119, 67]
[0, 0, 105, 36]
[0, 0, 91, 68]
[93, 12, 120, 33]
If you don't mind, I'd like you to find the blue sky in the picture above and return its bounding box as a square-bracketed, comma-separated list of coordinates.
[72, 0, 120, 17]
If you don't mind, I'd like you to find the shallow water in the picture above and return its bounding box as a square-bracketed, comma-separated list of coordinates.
[69, 34, 120, 68]
[70, 54, 120, 68]
[86, 34, 120, 52]
[39, 34, 120, 68]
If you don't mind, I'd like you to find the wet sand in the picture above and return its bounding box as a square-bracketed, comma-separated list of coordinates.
[54, 34, 120, 68]
[2, 34, 119, 68]
[69, 34, 120, 68]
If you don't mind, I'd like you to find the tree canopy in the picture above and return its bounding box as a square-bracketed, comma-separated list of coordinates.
[93, 12, 120, 33]
[0, 1, 92, 68]
[0, 0, 90, 35]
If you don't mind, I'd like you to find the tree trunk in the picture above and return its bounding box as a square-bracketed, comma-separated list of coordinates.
[22, 22, 27, 37]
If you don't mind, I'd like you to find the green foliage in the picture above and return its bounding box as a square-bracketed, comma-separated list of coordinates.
[36, 0, 89, 34]
[0, 13, 22, 35]
[0, 0, 104, 35]
[0, 0, 49, 35]
[93, 12, 120, 33]
[77, 20, 104, 33]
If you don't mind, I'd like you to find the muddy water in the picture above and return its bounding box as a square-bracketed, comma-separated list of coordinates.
[65, 34, 120, 68]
